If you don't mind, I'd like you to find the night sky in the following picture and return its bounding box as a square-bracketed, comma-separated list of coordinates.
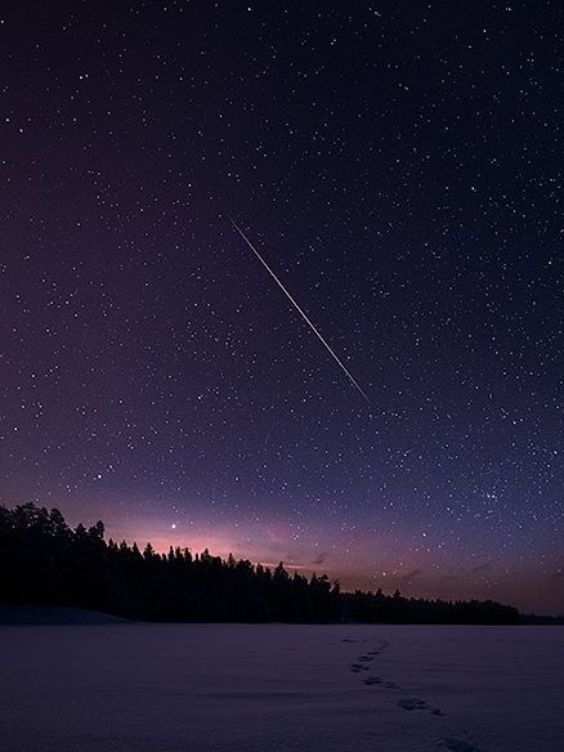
[2, 1, 562, 614]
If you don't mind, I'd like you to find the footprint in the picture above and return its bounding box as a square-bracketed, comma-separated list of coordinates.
[363, 675, 383, 686]
[398, 697, 428, 711]
[363, 675, 399, 690]
[357, 655, 374, 662]
[350, 663, 370, 672]
[440, 739, 480, 752]
[368, 640, 390, 656]
[397, 697, 448, 717]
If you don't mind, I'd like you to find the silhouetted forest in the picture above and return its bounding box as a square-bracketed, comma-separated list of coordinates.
[0, 503, 531, 624]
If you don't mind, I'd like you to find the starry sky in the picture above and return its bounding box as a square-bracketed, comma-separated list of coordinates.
[1, 1, 562, 614]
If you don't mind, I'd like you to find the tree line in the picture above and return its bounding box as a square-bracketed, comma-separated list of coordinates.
[0, 503, 525, 624]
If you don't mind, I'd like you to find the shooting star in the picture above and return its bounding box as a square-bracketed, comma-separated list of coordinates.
[229, 218, 370, 404]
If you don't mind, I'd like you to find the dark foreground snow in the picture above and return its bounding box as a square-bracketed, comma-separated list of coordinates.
[1, 623, 563, 751]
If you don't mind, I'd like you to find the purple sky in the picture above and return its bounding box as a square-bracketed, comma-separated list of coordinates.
[1, 1, 562, 614]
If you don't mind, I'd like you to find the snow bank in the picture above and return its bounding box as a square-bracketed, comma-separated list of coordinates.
[0, 604, 127, 625]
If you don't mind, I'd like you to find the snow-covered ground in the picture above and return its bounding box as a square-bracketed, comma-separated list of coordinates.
[1, 623, 563, 751]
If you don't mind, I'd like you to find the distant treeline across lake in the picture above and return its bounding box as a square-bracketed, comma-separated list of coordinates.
[0, 503, 555, 624]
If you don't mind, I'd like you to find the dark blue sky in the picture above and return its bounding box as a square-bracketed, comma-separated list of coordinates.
[1, 1, 562, 612]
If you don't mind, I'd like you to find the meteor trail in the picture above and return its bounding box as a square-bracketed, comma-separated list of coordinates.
[230, 218, 370, 404]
